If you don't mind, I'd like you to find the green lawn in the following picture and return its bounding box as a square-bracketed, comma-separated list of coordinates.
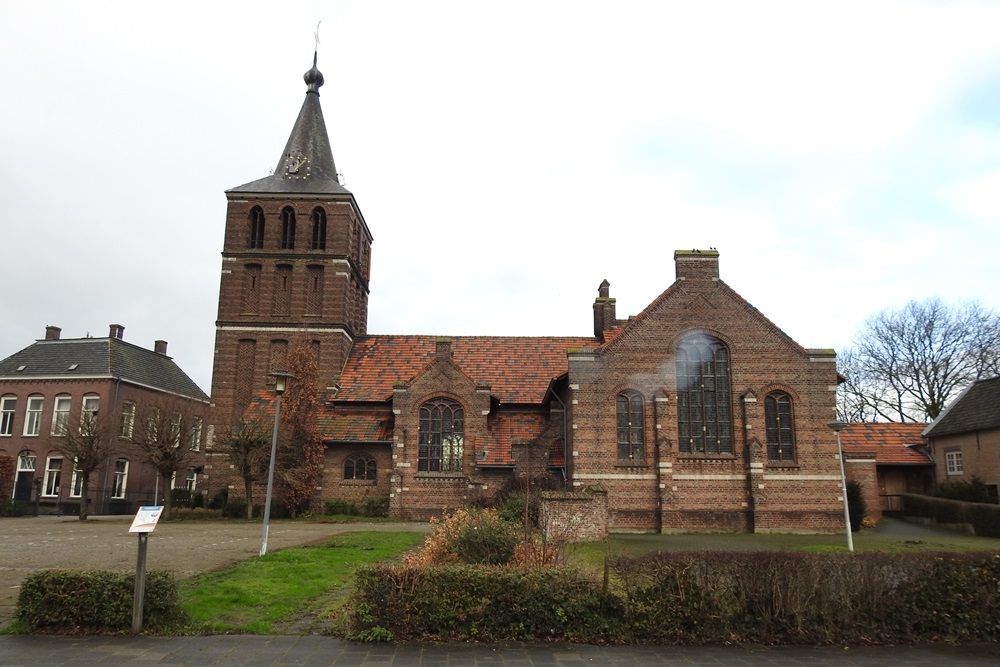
[180, 531, 424, 634]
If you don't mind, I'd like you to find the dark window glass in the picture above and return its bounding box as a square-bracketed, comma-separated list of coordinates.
[344, 454, 376, 481]
[281, 207, 296, 249]
[616, 390, 644, 460]
[311, 208, 327, 250]
[418, 398, 464, 473]
[765, 392, 795, 461]
[249, 207, 265, 248]
[677, 335, 732, 454]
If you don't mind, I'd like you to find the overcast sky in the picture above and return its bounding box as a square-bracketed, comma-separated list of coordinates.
[2, 0, 999, 394]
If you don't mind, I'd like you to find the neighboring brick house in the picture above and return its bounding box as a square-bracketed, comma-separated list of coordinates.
[838, 422, 934, 521]
[923, 376, 1000, 503]
[206, 55, 846, 533]
[0, 325, 210, 515]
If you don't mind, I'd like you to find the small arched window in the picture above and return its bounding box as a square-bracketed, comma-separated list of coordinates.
[764, 391, 795, 461]
[418, 398, 464, 473]
[280, 207, 296, 249]
[310, 208, 327, 250]
[344, 454, 377, 481]
[616, 390, 644, 460]
[249, 206, 265, 249]
[676, 335, 732, 454]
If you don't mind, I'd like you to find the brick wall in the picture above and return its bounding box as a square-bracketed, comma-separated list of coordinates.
[540, 487, 608, 542]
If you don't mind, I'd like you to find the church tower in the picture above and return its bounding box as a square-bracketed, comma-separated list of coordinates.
[210, 52, 372, 429]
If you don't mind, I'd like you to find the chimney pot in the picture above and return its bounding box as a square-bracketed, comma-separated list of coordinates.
[45, 326, 62, 340]
[154, 340, 168, 355]
[109, 324, 125, 339]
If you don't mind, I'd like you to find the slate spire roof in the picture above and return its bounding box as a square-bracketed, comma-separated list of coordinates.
[228, 51, 350, 196]
[0, 337, 208, 401]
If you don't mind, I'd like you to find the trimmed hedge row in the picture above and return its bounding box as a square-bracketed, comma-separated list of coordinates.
[346, 564, 623, 641]
[16, 570, 187, 632]
[344, 551, 1000, 644]
[901, 493, 1000, 537]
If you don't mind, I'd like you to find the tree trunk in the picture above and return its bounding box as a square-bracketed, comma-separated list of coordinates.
[160, 472, 174, 520]
[79, 474, 90, 520]
[245, 480, 254, 520]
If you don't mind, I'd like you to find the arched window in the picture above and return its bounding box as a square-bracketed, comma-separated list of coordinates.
[616, 390, 644, 460]
[310, 207, 327, 250]
[418, 398, 464, 473]
[344, 453, 377, 481]
[0, 394, 16, 436]
[249, 206, 265, 249]
[676, 335, 732, 454]
[765, 391, 795, 461]
[280, 207, 296, 249]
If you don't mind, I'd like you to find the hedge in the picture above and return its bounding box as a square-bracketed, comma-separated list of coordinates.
[901, 494, 1000, 537]
[343, 552, 1000, 644]
[16, 570, 187, 632]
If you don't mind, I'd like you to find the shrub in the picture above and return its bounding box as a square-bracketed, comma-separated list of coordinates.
[345, 563, 623, 641]
[325, 499, 359, 516]
[170, 507, 222, 520]
[405, 508, 520, 566]
[929, 476, 994, 503]
[16, 570, 187, 632]
[847, 480, 866, 532]
[362, 496, 390, 517]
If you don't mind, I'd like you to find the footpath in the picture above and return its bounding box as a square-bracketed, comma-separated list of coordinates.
[1, 635, 998, 666]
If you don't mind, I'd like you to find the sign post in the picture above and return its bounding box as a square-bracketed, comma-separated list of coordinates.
[128, 506, 163, 633]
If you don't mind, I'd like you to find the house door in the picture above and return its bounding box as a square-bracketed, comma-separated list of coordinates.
[13, 453, 35, 502]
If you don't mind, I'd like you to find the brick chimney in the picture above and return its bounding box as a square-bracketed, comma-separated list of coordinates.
[109, 323, 125, 339]
[154, 340, 168, 355]
[45, 325, 61, 340]
[435, 337, 452, 359]
[674, 249, 720, 281]
[593, 279, 617, 338]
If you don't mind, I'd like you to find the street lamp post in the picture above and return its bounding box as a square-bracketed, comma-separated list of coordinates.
[260, 371, 294, 556]
[828, 421, 854, 553]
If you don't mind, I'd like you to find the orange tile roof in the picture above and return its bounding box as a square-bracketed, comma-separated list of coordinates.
[477, 412, 550, 466]
[337, 335, 597, 403]
[839, 422, 931, 465]
[319, 407, 394, 442]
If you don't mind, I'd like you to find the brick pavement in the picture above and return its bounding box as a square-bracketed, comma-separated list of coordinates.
[0, 635, 998, 666]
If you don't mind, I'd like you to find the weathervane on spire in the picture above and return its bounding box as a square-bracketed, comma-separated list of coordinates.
[314, 20, 321, 52]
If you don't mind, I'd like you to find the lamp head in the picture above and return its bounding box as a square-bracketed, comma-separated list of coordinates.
[268, 371, 296, 395]
[828, 421, 849, 433]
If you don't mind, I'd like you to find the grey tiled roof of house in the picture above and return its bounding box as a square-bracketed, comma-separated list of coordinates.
[0, 338, 209, 401]
[924, 376, 1000, 438]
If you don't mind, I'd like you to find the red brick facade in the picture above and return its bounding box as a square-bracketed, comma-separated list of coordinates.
[206, 60, 848, 533]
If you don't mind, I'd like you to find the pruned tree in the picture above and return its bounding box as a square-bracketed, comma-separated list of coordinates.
[129, 396, 203, 520]
[274, 342, 324, 517]
[51, 408, 116, 520]
[838, 298, 1000, 422]
[215, 415, 272, 519]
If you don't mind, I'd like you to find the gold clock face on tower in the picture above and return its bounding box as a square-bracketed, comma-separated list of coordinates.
[284, 154, 310, 176]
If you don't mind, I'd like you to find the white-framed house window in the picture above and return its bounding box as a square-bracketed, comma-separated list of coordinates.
[1, 395, 16, 436]
[190, 416, 203, 451]
[70, 460, 84, 497]
[81, 394, 100, 427]
[51, 395, 71, 435]
[23, 396, 43, 436]
[185, 469, 197, 492]
[120, 401, 135, 438]
[945, 450, 964, 476]
[17, 453, 36, 475]
[43, 456, 63, 497]
[111, 458, 129, 499]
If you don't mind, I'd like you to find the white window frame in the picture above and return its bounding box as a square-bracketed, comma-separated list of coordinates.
[43, 456, 63, 497]
[51, 395, 71, 435]
[17, 454, 36, 474]
[1, 395, 16, 436]
[70, 459, 84, 497]
[112, 458, 129, 499]
[23, 396, 43, 436]
[945, 450, 964, 476]
[185, 469, 197, 492]
[120, 401, 135, 438]
[81, 394, 100, 428]
[190, 416, 203, 451]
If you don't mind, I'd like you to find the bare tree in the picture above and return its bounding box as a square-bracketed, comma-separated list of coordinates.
[215, 416, 271, 519]
[51, 408, 116, 520]
[274, 343, 324, 517]
[129, 397, 203, 520]
[839, 298, 1000, 422]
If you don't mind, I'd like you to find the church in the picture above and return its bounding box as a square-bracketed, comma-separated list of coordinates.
[206, 54, 845, 533]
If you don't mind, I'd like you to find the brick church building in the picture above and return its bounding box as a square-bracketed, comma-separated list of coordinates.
[206, 54, 845, 533]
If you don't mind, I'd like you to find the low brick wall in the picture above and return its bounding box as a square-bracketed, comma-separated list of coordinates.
[540, 487, 608, 542]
